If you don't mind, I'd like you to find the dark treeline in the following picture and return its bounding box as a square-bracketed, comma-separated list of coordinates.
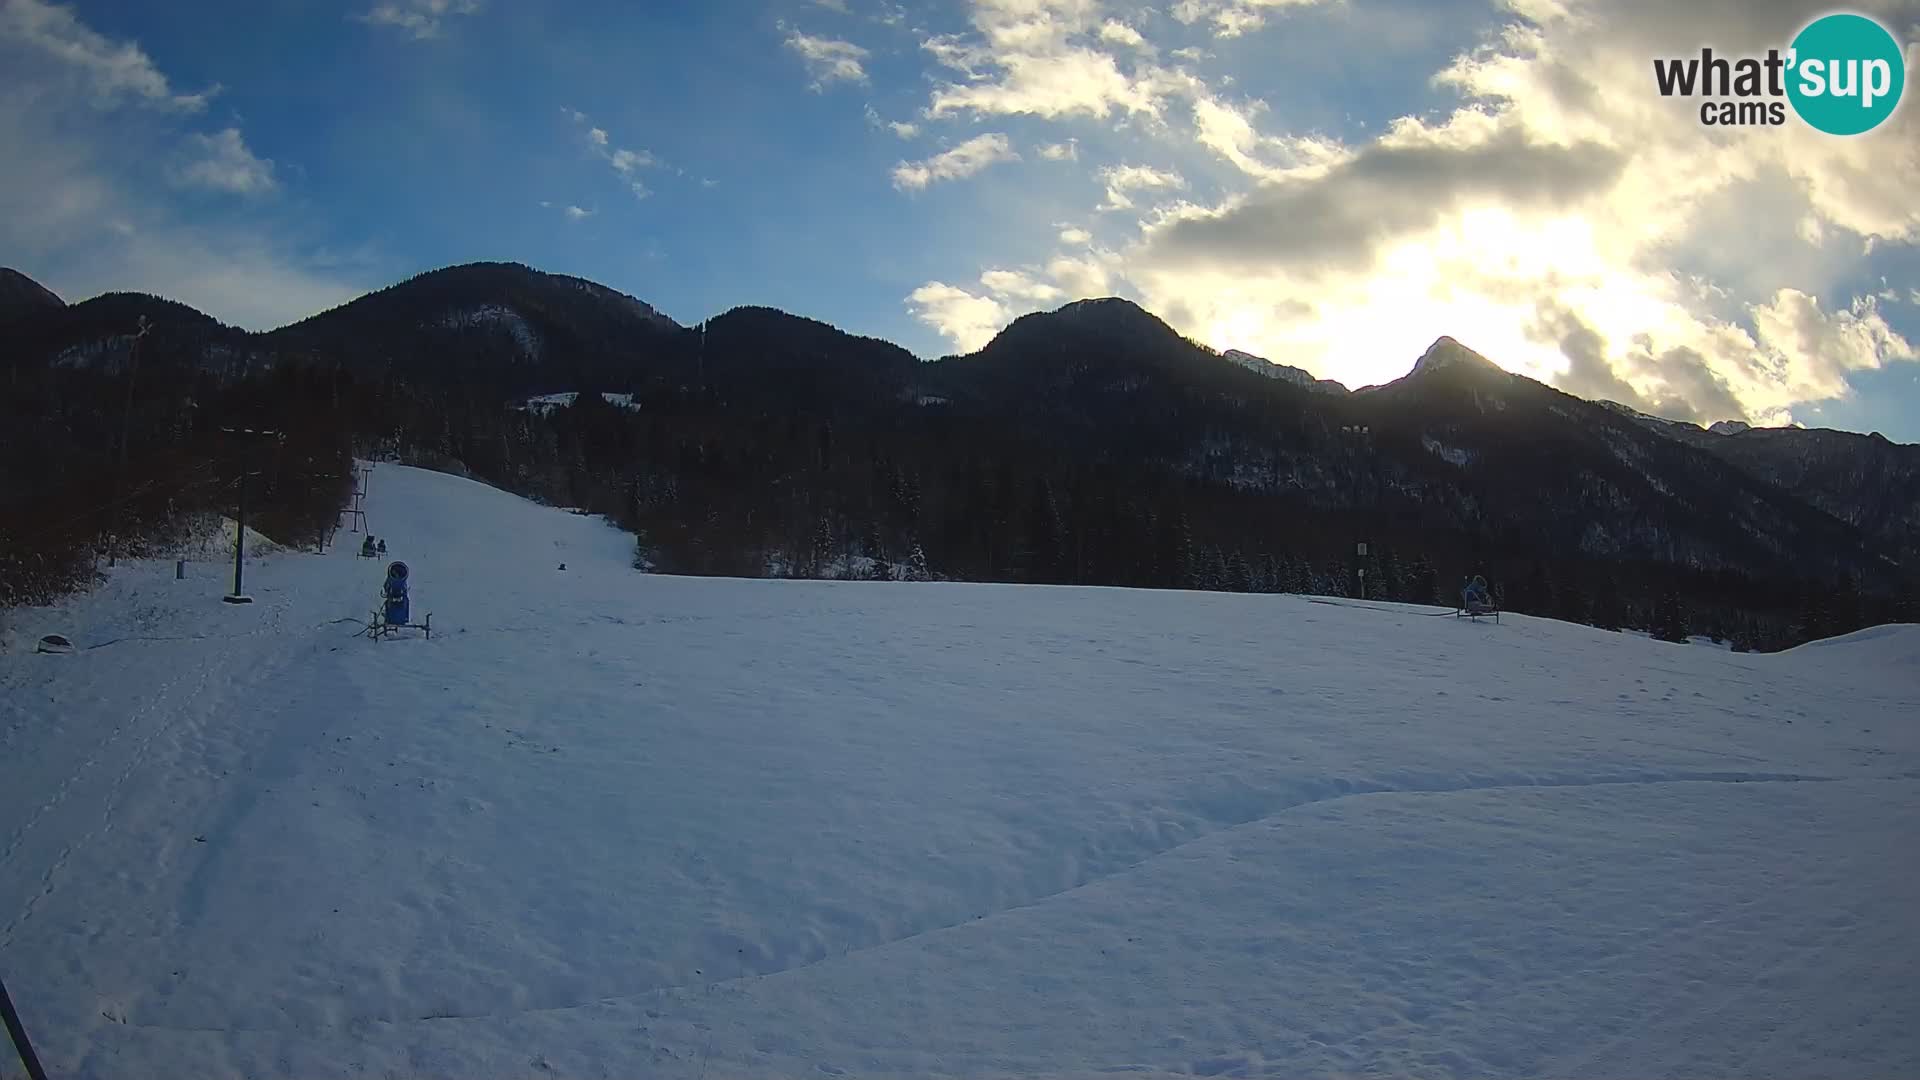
[4, 263, 1913, 654]
[1, 302, 356, 606]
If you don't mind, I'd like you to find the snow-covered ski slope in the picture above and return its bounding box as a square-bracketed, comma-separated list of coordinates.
[2, 464, 1917, 1080]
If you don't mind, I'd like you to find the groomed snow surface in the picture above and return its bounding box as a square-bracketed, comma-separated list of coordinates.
[2, 465, 1917, 1080]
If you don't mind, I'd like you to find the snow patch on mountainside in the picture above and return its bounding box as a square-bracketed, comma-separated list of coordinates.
[1422, 433, 1475, 467]
[1221, 349, 1349, 394]
[437, 305, 543, 357]
[517, 391, 642, 415]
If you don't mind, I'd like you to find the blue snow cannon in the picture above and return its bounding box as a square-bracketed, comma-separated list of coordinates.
[383, 561, 411, 625]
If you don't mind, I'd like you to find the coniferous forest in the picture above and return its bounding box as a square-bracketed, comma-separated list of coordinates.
[4, 262, 1914, 652]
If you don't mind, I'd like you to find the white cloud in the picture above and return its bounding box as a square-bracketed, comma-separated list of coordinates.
[865, 105, 920, 138]
[1058, 225, 1092, 244]
[892, 132, 1019, 190]
[1190, 93, 1347, 180]
[171, 128, 277, 196]
[980, 268, 1063, 303]
[610, 147, 654, 174]
[1097, 163, 1186, 211]
[1045, 250, 1118, 298]
[908, 245, 1127, 350]
[1749, 290, 1914, 406]
[563, 205, 594, 221]
[353, 0, 482, 41]
[568, 109, 662, 199]
[1037, 139, 1079, 161]
[1169, 0, 1325, 39]
[920, 0, 1194, 121]
[0, 0, 212, 110]
[785, 31, 871, 89]
[1097, 19, 1149, 51]
[0, 0, 356, 331]
[814, 0, 851, 10]
[907, 281, 1012, 353]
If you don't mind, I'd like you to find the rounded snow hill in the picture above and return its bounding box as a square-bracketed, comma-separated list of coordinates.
[1782, 622, 1920, 667]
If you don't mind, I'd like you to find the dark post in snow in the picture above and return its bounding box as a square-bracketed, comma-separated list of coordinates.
[220, 426, 280, 605]
[1356, 540, 1369, 601]
[224, 467, 252, 604]
[0, 974, 50, 1080]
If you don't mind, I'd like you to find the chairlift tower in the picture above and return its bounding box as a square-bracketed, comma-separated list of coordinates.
[217, 426, 282, 605]
[340, 466, 370, 533]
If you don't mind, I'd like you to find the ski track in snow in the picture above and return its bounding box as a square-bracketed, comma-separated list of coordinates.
[1, 463, 1916, 1080]
[49, 769, 1859, 1033]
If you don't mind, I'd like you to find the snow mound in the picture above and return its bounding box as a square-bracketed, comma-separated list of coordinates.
[1781, 622, 1920, 668]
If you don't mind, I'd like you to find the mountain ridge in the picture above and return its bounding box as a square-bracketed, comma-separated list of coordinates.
[0, 267, 66, 321]
[4, 257, 1914, 651]
[5, 259, 1909, 448]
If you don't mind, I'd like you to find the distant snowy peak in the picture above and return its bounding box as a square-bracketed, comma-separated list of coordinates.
[1602, 402, 1754, 438]
[1409, 336, 1505, 379]
[1221, 349, 1350, 394]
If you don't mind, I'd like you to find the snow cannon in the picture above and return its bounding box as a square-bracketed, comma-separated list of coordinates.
[383, 561, 411, 625]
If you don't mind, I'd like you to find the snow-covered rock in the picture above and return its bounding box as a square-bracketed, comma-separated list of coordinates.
[1220, 349, 1349, 394]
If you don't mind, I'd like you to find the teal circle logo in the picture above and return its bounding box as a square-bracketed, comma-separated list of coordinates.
[1786, 13, 1905, 135]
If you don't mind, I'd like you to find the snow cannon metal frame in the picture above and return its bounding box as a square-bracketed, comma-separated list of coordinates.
[1456, 575, 1501, 623]
[364, 560, 433, 641]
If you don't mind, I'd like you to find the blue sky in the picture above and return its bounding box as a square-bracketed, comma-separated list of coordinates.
[2, 0, 1917, 439]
